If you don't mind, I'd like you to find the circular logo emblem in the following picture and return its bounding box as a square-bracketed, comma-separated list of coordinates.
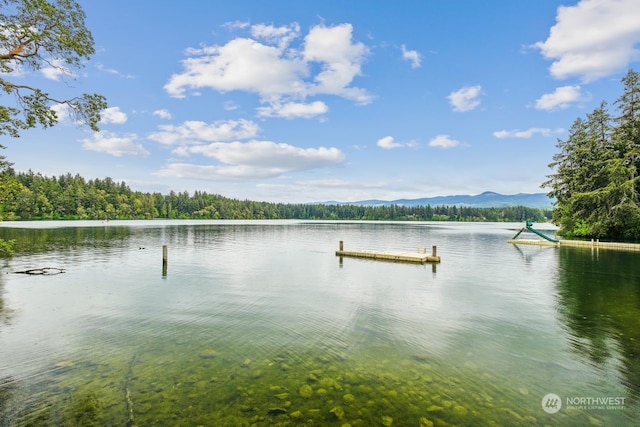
[541, 393, 562, 414]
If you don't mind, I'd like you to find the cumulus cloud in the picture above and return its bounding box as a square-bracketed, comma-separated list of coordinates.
[535, 85, 587, 111]
[157, 141, 345, 181]
[164, 22, 372, 111]
[303, 23, 371, 103]
[376, 136, 418, 150]
[493, 128, 564, 139]
[81, 131, 149, 157]
[428, 135, 460, 148]
[153, 109, 172, 120]
[447, 85, 482, 112]
[148, 119, 260, 145]
[99, 107, 127, 124]
[257, 101, 329, 118]
[148, 115, 345, 181]
[534, 0, 640, 82]
[401, 45, 421, 68]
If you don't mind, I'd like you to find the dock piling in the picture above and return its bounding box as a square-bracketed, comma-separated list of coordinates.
[162, 245, 168, 277]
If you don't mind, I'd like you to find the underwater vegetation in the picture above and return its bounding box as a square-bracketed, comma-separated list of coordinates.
[0, 335, 625, 427]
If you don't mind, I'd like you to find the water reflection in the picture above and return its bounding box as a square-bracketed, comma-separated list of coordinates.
[0, 267, 11, 328]
[555, 246, 640, 399]
[0, 225, 134, 256]
[0, 221, 638, 425]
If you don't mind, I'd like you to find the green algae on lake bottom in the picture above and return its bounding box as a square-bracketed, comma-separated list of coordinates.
[0, 336, 623, 426]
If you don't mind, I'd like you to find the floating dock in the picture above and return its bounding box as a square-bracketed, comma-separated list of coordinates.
[335, 241, 441, 264]
[508, 238, 640, 251]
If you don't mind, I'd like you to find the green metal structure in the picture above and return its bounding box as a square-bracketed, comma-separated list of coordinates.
[511, 220, 559, 243]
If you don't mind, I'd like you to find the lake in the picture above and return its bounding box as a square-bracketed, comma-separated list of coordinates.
[0, 220, 638, 426]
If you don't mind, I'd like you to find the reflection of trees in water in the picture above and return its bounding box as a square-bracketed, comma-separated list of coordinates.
[0, 226, 134, 256]
[0, 271, 11, 327]
[555, 247, 640, 398]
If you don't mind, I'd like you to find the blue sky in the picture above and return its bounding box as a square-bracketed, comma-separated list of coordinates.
[4, 0, 640, 203]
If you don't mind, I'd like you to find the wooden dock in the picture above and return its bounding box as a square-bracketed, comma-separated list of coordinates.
[335, 241, 441, 264]
[508, 238, 640, 251]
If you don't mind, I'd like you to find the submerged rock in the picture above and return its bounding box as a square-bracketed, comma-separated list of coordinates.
[343, 393, 355, 404]
[452, 405, 468, 417]
[299, 384, 313, 398]
[267, 407, 287, 416]
[419, 417, 434, 427]
[198, 349, 218, 359]
[289, 410, 303, 420]
[329, 405, 345, 420]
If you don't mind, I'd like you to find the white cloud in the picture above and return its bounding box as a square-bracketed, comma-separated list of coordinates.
[40, 59, 76, 81]
[447, 85, 482, 112]
[164, 22, 372, 108]
[303, 23, 371, 103]
[81, 131, 149, 157]
[95, 63, 134, 79]
[377, 136, 403, 149]
[153, 109, 172, 120]
[148, 119, 260, 145]
[493, 127, 564, 139]
[223, 20, 250, 31]
[257, 101, 329, 118]
[224, 101, 238, 111]
[165, 37, 306, 99]
[428, 135, 460, 148]
[535, 85, 586, 111]
[187, 140, 345, 171]
[156, 163, 284, 181]
[156, 140, 345, 181]
[376, 136, 418, 150]
[401, 45, 421, 68]
[51, 104, 71, 122]
[251, 23, 301, 50]
[99, 107, 127, 124]
[534, 0, 640, 82]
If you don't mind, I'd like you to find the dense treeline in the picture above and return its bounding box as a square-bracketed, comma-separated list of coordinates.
[543, 69, 640, 240]
[0, 169, 549, 222]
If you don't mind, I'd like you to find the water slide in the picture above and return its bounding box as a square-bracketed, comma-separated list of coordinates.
[511, 220, 559, 243]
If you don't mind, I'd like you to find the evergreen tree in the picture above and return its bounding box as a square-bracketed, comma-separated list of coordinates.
[544, 70, 640, 240]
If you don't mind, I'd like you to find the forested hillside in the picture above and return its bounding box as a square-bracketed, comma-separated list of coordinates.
[0, 169, 549, 222]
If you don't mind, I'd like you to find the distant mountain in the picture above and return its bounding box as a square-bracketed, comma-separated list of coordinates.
[332, 191, 554, 209]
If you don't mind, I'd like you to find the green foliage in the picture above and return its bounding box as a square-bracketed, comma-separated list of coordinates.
[0, 237, 15, 256]
[543, 69, 640, 241]
[0, 0, 107, 139]
[0, 169, 550, 222]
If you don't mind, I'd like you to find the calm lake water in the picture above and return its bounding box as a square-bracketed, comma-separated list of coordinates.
[0, 220, 638, 426]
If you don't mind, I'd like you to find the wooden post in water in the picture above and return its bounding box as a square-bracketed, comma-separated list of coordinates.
[432, 245, 437, 257]
[339, 241, 344, 251]
[162, 245, 168, 277]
